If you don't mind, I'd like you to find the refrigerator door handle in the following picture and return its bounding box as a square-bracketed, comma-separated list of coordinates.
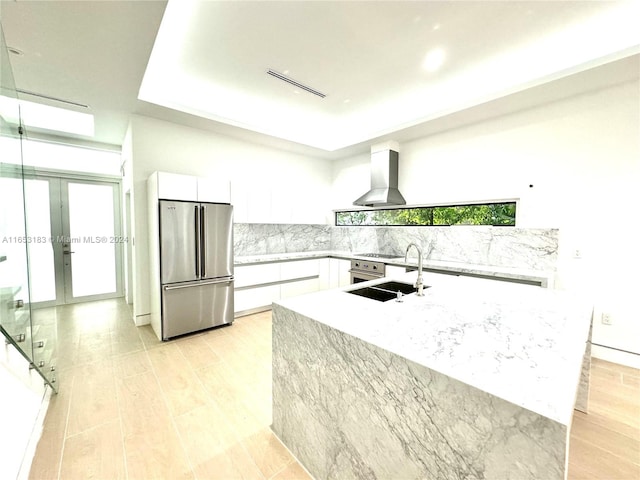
[194, 205, 200, 278]
[200, 205, 206, 278]
[163, 277, 234, 290]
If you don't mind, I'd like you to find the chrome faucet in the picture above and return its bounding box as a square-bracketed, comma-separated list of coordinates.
[405, 243, 425, 296]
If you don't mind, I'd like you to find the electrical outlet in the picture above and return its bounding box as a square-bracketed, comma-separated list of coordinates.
[574, 249, 582, 259]
[601, 313, 613, 325]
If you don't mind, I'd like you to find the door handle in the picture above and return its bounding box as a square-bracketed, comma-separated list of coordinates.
[63, 251, 75, 255]
[163, 277, 234, 290]
[194, 205, 200, 278]
[200, 205, 206, 278]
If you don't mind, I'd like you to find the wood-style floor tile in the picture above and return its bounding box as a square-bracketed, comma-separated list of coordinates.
[570, 413, 640, 462]
[270, 461, 314, 480]
[194, 363, 265, 439]
[147, 343, 210, 417]
[65, 360, 119, 437]
[175, 334, 222, 370]
[568, 435, 640, 479]
[173, 402, 264, 480]
[192, 445, 265, 480]
[241, 427, 295, 479]
[117, 371, 172, 437]
[113, 349, 152, 379]
[124, 425, 194, 480]
[59, 421, 126, 480]
[28, 426, 64, 480]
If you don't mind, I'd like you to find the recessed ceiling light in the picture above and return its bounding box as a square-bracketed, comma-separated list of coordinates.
[8, 46, 24, 56]
[422, 48, 446, 72]
[343, 99, 351, 104]
[432, 24, 441, 31]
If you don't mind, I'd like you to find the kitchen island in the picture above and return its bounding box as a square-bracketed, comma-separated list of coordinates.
[272, 271, 593, 480]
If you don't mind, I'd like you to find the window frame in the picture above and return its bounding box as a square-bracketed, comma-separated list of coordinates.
[334, 200, 518, 227]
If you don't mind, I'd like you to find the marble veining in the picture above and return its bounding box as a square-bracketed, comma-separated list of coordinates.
[332, 226, 558, 271]
[234, 223, 558, 273]
[575, 322, 593, 413]
[234, 223, 331, 256]
[273, 298, 573, 479]
[272, 272, 592, 479]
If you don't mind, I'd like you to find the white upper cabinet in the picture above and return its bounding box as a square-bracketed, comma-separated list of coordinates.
[155, 172, 197, 201]
[231, 177, 330, 225]
[151, 172, 231, 203]
[197, 177, 231, 204]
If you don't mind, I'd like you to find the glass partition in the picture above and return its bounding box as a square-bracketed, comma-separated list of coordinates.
[1, 23, 57, 391]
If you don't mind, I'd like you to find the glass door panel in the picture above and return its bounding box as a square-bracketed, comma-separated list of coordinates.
[64, 181, 121, 302]
[24, 179, 57, 303]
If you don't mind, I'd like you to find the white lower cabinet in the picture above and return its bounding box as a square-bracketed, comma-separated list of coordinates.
[280, 278, 320, 299]
[234, 284, 280, 313]
[329, 259, 352, 288]
[234, 258, 329, 316]
[280, 259, 320, 281]
[235, 263, 280, 288]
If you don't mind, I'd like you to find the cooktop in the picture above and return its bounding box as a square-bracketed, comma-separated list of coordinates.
[355, 253, 403, 259]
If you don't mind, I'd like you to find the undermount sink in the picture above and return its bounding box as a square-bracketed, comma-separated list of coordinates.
[348, 287, 398, 302]
[374, 281, 417, 295]
[347, 280, 427, 302]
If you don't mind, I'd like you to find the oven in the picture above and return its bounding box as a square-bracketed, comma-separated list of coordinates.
[349, 259, 386, 284]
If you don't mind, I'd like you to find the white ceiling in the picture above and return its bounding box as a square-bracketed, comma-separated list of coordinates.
[1, 0, 167, 148]
[2, 1, 639, 157]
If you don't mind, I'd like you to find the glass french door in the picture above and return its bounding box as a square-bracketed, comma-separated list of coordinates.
[24, 175, 124, 306]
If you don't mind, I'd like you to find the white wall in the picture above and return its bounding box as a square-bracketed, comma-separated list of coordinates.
[332, 80, 640, 365]
[0, 344, 49, 480]
[121, 125, 135, 307]
[127, 115, 332, 322]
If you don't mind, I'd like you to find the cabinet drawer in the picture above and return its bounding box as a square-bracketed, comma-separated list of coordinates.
[280, 259, 320, 281]
[234, 263, 280, 288]
[280, 278, 320, 299]
[234, 285, 280, 312]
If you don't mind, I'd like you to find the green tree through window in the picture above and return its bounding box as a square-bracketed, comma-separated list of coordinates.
[335, 202, 516, 226]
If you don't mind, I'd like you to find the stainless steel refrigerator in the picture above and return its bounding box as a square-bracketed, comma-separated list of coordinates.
[159, 200, 234, 340]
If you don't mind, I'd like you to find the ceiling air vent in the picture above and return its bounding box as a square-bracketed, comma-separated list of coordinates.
[267, 69, 326, 98]
[16, 89, 90, 109]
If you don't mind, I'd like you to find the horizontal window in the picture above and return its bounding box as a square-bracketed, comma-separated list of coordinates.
[335, 202, 516, 226]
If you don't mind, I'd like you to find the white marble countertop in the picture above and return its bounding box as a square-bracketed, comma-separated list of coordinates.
[276, 270, 592, 426]
[235, 250, 554, 286]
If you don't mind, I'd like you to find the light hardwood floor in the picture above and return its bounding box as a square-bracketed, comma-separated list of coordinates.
[27, 298, 639, 480]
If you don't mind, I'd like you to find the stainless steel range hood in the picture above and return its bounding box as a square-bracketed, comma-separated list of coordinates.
[353, 143, 406, 207]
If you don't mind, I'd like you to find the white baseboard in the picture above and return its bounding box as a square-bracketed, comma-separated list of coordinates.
[591, 344, 640, 369]
[134, 313, 150, 326]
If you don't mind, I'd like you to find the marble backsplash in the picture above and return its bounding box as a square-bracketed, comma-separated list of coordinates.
[234, 223, 331, 256]
[234, 223, 558, 271]
[332, 226, 559, 271]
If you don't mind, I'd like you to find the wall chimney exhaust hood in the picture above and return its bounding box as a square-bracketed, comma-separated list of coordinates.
[353, 141, 406, 207]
